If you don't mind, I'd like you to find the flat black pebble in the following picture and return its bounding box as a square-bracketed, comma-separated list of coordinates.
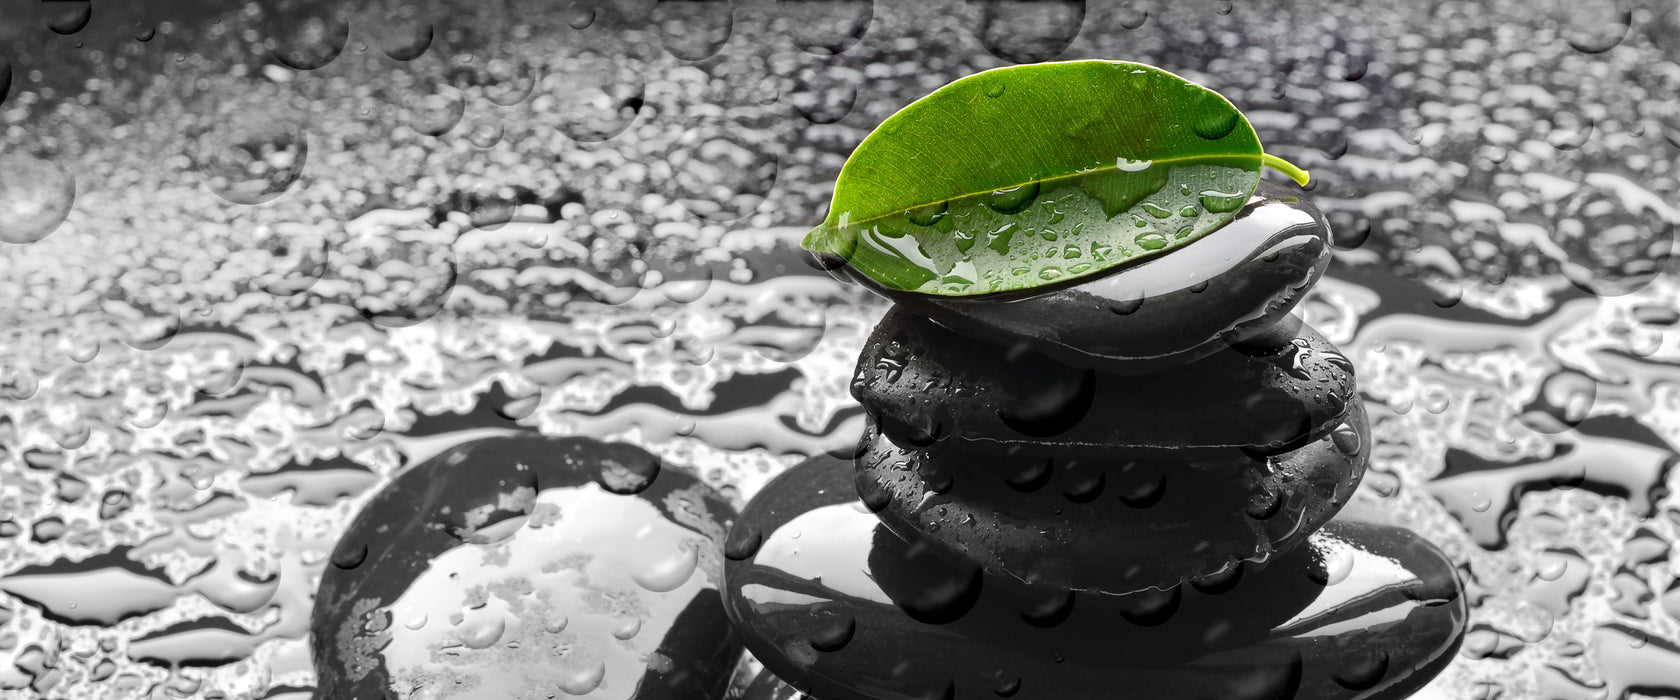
[853, 309, 1354, 458]
[723, 456, 1466, 700]
[858, 401, 1369, 594]
[312, 435, 740, 700]
[873, 180, 1330, 369]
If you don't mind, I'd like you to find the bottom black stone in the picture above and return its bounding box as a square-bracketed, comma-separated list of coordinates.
[723, 454, 1467, 700]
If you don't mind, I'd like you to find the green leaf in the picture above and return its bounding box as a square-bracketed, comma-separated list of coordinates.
[802, 60, 1309, 296]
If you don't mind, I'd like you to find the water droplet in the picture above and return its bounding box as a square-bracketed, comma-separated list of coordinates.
[1135, 231, 1169, 250]
[985, 81, 1006, 98]
[971, 0, 1086, 64]
[905, 200, 949, 226]
[1116, 157, 1154, 172]
[1333, 651, 1389, 690]
[790, 66, 859, 124]
[612, 616, 643, 640]
[558, 660, 607, 695]
[1328, 212, 1372, 250]
[1246, 489, 1283, 520]
[1432, 284, 1463, 308]
[1139, 202, 1174, 219]
[632, 541, 700, 592]
[1198, 189, 1246, 213]
[1341, 55, 1370, 81]
[1331, 423, 1363, 455]
[196, 113, 308, 205]
[271, 13, 350, 70]
[1003, 460, 1054, 492]
[987, 183, 1040, 214]
[545, 55, 646, 142]
[0, 154, 77, 244]
[1565, 5, 1632, 54]
[46, 2, 93, 35]
[810, 614, 856, 651]
[783, 0, 874, 56]
[655, 0, 734, 61]
[331, 542, 369, 570]
[598, 454, 661, 495]
[1194, 110, 1240, 140]
[380, 19, 434, 61]
[1118, 586, 1180, 626]
[725, 524, 763, 561]
[1108, 291, 1144, 315]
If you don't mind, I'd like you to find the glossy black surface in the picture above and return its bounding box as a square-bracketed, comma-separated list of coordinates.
[859, 181, 1331, 369]
[858, 401, 1369, 594]
[742, 669, 812, 700]
[312, 435, 740, 700]
[853, 309, 1355, 458]
[723, 455, 1467, 700]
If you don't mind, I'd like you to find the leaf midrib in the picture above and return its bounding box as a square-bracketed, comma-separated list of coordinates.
[823, 151, 1263, 233]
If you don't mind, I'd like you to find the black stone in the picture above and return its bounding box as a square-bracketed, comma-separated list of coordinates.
[866, 180, 1331, 369]
[312, 435, 740, 700]
[723, 455, 1467, 700]
[858, 401, 1369, 594]
[853, 309, 1355, 458]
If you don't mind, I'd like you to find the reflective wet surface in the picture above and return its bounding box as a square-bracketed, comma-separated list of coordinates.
[5, 0, 1680, 698]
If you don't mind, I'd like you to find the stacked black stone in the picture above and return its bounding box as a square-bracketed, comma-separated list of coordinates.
[723, 182, 1468, 700]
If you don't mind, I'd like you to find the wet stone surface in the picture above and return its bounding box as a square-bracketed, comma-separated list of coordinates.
[723, 455, 1468, 700]
[311, 435, 740, 700]
[857, 402, 1370, 595]
[852, 308, 1356, 458]
[741, 669, 811, 700]
[854, 181, 1331, 369]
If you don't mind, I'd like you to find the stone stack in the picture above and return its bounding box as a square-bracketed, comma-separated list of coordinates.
[723, 182, 1468, 700]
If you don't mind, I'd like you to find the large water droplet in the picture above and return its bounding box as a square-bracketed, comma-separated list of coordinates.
[782, 0, 873, 56]
[545, 56, 646, 142]
[987, 182, 1041, 214]
[809, 614, 856, 651]
[46, 2, 92, 35]
[1199, 189, 1247, 213]
[270, 12, 350, 70]
[970, 0, 1086, 64]
[790, 65, 860, 124]
[558, 660, 608, 695]
[1194, 110, 1240, 141]
[0, 154, 76, 244]
[655, 0, 734, 61]
[379, 18, 433, 61]
[196, 113, 309, 205]
[1563, 1, 1631, 54]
